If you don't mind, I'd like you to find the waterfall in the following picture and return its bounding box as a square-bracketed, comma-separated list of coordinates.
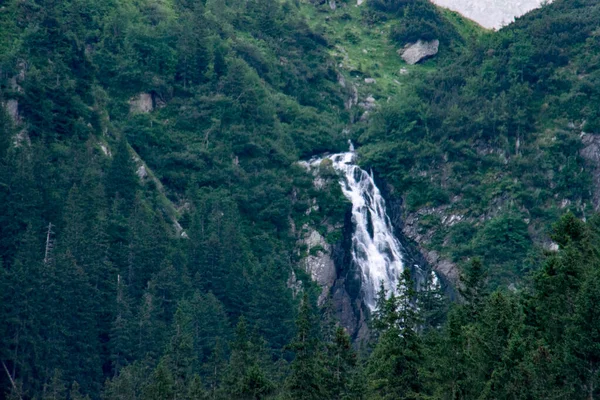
[303, 144, 405, 311]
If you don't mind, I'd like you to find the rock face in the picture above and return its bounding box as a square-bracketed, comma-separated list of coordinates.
[581, 133, 600, 211]
[4, 98, 31, 147]
[430, 0, 550, 30]
[129, 93, 154, 114]
[344, 85, 359, 110]
[136, 165, 148, 179]
[399, 40, 439, 65]
[5, 99, 20, 124]
[301, 229, 337, 305]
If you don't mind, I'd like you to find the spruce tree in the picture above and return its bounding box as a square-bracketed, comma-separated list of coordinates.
[223, 318, 273, 400]
[165, 301, 197, 399]
[187, 375, 208, 400]
[69, 381, 91, 400]
[285, 293, 324, 400]
[417, 271, 447, 332]
[105, 136, 139, 207]
[324, 326, 365, 400]
[110, 275, 135, 375]
[142, 360, 175, 400]
[367, 270, 422, 400]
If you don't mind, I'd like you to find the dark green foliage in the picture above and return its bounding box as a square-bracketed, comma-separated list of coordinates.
[368, 0, 461, 46]
[2, 0, 336, 395]
[285, 293, 325, 400]
[223, 318, 273, 400]
[367, 271, 422, 400]
[324, 327, 365, 400]
[359, 0, 600, 286]
[416, 213, 600, 399]
[105, 137, 139, 205]
[4, 0, 600, 399]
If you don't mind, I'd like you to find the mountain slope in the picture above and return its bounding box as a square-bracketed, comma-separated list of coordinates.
[358, 0, 600, 285]
[1, 0, 600, 398]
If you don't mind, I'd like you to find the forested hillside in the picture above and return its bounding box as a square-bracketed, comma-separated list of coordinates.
[358, 0, 600, 286]
[2, 0, 600, 398]
[0, 0, 351, 397]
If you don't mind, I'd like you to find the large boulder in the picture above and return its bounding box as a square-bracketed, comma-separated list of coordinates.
[129, 93, 153, 114]
[399, 40, 440, 65]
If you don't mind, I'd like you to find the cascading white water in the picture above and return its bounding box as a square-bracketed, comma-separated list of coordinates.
[303, 144, 405, 310]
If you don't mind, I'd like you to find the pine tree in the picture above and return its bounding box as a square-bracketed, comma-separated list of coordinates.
[164, 301, 197, 399]
[427, 308, 470, 400]
[570, 268, 600, 399]
[41, 251, 102, 394]
[324, 326, 365, 400]
[205, 339, 226, 400]
[223, 318, 273, 400]
[103, 361, 150, 400]
[105, 136, 139, 207]
[187, 375, 208, 400]
[110, 274, 135, 375]
[285, 293, 324, 400]
[135, 287, 168, 362]
[174, 0, 211, 88]
[247, 264, 295, 350]
[417, 271, 447, 332]
[125, 194, 170, 296]
[142, 360, 175, 400]
[41, 369, 67, 400]
[0, 146, 43, 267]
[427, 259, 490, 399]
[0, 225, 44, 395]
[367, 270, 422, 400]
[69, 381, 91, 400]
[469, 292, 523, 399]
[459, 258, 488, 320]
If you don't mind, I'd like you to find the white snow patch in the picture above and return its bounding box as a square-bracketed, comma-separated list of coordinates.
[429, 0, 550, 30]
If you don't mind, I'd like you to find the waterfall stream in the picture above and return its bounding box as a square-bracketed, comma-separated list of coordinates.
[303, 145, 405, 310]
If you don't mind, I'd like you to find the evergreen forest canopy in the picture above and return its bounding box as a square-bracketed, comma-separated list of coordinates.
[1, 0, 600, 398]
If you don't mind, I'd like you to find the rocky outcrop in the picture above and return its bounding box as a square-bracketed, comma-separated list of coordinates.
[399, 40, 439, 65]
[358, 95, 376, 111]
[425, 251, 459, 282]
[581, 133, 600, 210]
[136, 165, 148, 179]
[296, 160, 346, 306]
[384, 192, 461, 284]
[5, 99, 20, 124]
[287, 270, 303, 297]
[344, 85, 359, 110]
[129, 93, 154, 114]
[4, 98, 31, 147]
[300, 228, 337, 305]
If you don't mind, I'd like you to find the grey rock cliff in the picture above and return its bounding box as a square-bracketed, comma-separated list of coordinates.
[129, 93, 154, 114]
[6, 99, 20, 124]
[581, 133, 600, 211]
[300, 228, 337, 305]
